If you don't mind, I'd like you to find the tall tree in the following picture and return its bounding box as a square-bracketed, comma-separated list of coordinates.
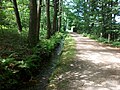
[58, 0, 62, 31]
[28, 0, 38, 47]
[53, 0, 59, 34]
[0, 0, 3, 27]
[83, 0, 90, 33]
[37, 0, 42, 41]
[12, 0, 22, 32]
[46, 0, 51, 39]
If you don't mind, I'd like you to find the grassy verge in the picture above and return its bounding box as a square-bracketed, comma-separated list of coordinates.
[82, 33, 120, 48]
[47, 35, 76, 90]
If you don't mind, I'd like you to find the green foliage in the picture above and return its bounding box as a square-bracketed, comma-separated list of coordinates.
[1, 58, 15, 66]
[82, 32, 120, 47]
[89, 35, 98, 40]
[47, 35, 76, 90]
[0, 58, 18, 89]
[0, 0, 65, 89]
[97, 37, 109, 43]
[111, 41, 120, 47]
[82, 33, 88, 37]
[0, 31, 64, 89]
[35, 32, 64, 59]
[65, 0, 120, 42]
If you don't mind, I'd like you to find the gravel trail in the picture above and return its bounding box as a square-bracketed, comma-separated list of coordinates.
[65, 33, 120, 90]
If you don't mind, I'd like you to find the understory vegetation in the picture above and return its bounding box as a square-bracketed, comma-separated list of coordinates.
[0, 29, 64, 89]
[0, 0, 65, 89]
[82, 33, 120, 47]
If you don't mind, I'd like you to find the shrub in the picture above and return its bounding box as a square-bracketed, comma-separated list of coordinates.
[112, 41, 120, 47]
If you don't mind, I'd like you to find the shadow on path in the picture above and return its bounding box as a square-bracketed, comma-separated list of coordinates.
[56, 33, 120, 90]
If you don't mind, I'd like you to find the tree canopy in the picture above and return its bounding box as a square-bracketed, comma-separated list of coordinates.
[64, 0, 120, 41]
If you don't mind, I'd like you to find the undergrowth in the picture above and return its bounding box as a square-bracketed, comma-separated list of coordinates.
[82, 33, 120, 48]
[0, 29, 65, 90]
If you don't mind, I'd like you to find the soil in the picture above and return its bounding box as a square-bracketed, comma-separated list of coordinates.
[54, 33, 120, 90]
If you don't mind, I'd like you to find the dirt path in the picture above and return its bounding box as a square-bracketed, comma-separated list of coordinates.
[62, 33, 120, 90]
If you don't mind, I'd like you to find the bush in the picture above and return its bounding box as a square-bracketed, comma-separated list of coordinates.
[97, 37, 108, 43]
[111, 41, 120, 47]
[82, 33, 88, 37]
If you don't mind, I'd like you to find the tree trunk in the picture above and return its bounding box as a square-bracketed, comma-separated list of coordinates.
[53, 0, 59, 34]
[13, 0, 22, 32]
[58, 0, 62, 31]
[101, 2, 106, 38]
[28, 0, 38, 47]
[46, 0, 51, 39]
[37, 0, 42, 41]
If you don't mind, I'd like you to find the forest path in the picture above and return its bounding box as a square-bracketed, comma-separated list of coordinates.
[63, 33, 120, 90]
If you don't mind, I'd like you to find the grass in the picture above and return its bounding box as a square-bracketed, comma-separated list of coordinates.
[47, 35, 76, 90]
[82, 33, 120, 48]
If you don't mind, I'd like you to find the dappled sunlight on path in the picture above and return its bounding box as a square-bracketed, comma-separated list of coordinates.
[64, 33, 120, 90]
[72, 33, 120, 64]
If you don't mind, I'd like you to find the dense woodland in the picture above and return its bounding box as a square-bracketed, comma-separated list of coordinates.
[0, 0, 120, 89]
[66, 0, 120, 44]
